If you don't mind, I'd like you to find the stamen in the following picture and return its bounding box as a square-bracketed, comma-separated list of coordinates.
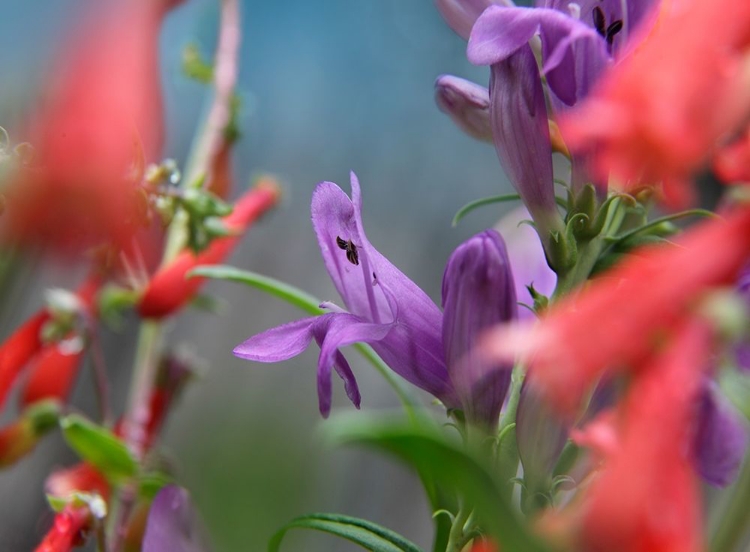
[606, 20, 623, 45]
[593, 6, 607, 37]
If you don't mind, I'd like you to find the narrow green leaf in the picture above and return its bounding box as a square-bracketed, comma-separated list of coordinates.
[451, 194, 521, 227]
[188, 265, 323, 316]
[268, 513, 423, 552]
[605, 208, 715, 244]
[60, 415, 137, 482]
[326, 417, 550, 552]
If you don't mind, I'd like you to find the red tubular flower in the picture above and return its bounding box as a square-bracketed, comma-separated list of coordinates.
[137, 178, 281, 319]
[20, 346, 85, 407]
[573, 322, 708, 552]
[560, 0, 750, 207]
[481, 206, 750, 416]
[3, 0, 180, 255]
[34, 505, 93, 552]
[0, 312, 49, 409]
[19, 275, 102, 407]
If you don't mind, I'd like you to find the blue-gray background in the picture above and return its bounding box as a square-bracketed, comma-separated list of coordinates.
[0, 1, 515, 550]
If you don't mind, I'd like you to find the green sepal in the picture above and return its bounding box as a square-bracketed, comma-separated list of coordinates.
[181, 188, 233, 218]
[46, 491, 107, 519]
[25, 400, 62, 435]
[546, 230, 576, 274]
[572, 183, 597, 221]
[98, 284, 140, 329]
[182, 43, 214, 84]
[269, 513, 424, 552]
[526, 284, 549, 313]
[60, 415, 137, 483]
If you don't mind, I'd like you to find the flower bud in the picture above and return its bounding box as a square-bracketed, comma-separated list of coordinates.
[434, 75, 492, 142]
[442, 230, 516, 427]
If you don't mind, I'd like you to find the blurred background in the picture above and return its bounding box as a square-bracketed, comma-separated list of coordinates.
[0, 1, 517, 549]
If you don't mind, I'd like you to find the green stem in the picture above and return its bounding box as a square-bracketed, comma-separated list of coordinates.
[445, 500, 472, 552]
[710, 456, 750, 551]
[495, 364, 525, 502]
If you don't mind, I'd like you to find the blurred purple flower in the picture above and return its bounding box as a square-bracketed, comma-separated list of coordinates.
[143, 485, 212, 552]
[692, 384, 748, 487]
[235, 174, 518, 426]
[434, 75, 492, 142]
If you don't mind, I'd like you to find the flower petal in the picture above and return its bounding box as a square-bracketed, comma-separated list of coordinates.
[233, 317, 319, 362]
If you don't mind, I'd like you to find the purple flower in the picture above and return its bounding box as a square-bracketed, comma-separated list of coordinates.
[443, 229, 517, 426]
[692, 384, 748, 487]
[434, 75, 492, 142]
[235, 174, 517, 426]
[143, 485, 212, 552]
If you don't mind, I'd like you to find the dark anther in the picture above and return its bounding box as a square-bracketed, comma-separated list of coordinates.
[593, 6, 606, 37]
[605, 20, 623, 45]
[336, 235, 359, 266]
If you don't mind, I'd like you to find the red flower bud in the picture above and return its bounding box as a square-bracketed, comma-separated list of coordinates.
[34, 505, 93, 552]
[137, 179, 281, 318]
[0, 311, 49, 409]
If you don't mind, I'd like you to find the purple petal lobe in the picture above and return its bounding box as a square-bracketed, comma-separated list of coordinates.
[435, 75, 493, 142]
[143, 485, 212, 552]
[233, 317, 318, 362]
[693, 384, 749, 487]
[467, 7, 542, 65]
[312, 313, 391, 417]
[442, 230, 516, 426]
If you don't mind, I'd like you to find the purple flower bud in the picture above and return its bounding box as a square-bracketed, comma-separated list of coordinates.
[442, 230, 516, 426]
[143, 485, 213, 552]
[434, 75, 493, 142]
[435, 0, 513, 40]
[693, 384, 748, 487]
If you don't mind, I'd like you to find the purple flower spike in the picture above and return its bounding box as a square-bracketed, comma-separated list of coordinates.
[442, 230, 516, 427]
[235, 174, 458, 417]
[435, 0, 513, 40]
[435, 75, 493, 142]
[693, 384, 749, 487]
[143, 485, 212, 552]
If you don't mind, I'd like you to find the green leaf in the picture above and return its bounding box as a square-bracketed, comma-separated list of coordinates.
[60, 415, 137, 482]
[326, 417, 550, 552]
[269, 513, 423, 552]
[451, 194, 521, 227]
[188, 265, 324, 316]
